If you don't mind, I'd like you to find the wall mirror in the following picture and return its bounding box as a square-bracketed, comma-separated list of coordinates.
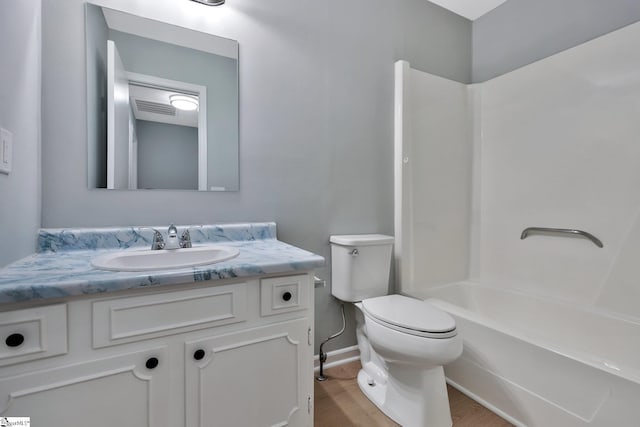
[85, 3, 239, 191]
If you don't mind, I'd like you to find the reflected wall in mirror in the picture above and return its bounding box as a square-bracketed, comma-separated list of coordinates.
[85, 3, 239, 191]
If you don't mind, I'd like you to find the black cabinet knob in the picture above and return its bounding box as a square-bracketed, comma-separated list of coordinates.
[145, 357, 159, 370]
[193, 349, 206, 361]
[5, 333, 24, 348]
[282, 291, 292, 302]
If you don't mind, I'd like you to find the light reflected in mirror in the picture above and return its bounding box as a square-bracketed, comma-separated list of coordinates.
[85, 3, 239, 191]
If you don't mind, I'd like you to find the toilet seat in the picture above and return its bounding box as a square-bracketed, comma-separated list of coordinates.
[362, 295, 457, 339]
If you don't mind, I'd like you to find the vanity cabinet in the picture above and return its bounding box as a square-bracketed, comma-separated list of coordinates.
[185, 318, 312, 427]
[0, 346, 171, 426]
[0, 273, 315, 427]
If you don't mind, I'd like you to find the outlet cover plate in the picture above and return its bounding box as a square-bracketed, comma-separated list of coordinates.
[0, 127, 12, 174]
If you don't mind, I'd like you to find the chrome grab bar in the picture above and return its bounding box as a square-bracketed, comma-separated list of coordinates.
[520, 227, 603, 248]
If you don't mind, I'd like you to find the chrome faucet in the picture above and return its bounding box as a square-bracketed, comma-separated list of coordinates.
[179, 225, 202, 248]
[180, 228, 193, 248]
[141, 224, 201, 250]
[139, 227, 166, 250]
[164, 223, 181, 249]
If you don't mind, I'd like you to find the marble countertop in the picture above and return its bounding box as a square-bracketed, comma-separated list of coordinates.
[0, 223, 325, 304]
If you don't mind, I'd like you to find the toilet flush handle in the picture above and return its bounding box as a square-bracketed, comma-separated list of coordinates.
[350, 248, 359, 256]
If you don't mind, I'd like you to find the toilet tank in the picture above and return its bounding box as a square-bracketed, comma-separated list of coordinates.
[330, 234, 395, 302]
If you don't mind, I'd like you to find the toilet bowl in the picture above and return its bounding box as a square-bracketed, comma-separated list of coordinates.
[330, 234, 462, 427]
[361, 295, 460, 365]
[357, 295, 462, 427]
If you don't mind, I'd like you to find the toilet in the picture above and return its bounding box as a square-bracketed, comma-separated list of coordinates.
[330, 234, 462, 427]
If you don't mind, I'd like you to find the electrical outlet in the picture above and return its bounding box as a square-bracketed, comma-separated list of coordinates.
[0, 127, 13, 174]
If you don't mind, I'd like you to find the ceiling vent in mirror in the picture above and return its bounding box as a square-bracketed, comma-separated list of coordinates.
[191, 0, 225, 5]
[134, 99, 177, 116]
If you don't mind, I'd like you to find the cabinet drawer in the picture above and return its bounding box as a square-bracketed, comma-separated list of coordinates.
[93, 283, 248, 348]
[260, 275, 310, 316]
[0, 304, 68, 366]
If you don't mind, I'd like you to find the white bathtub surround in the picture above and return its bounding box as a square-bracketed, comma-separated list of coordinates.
[396, 20, 640, 319]
[422, 281, 640, 427]
[394, 60, 472, 295]
[395, 20, 640, 427]
[476, 21, 640, 310]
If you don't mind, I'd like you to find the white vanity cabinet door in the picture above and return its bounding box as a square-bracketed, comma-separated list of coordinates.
[0, 346, 170, 427]
[184, 318, 313, 427]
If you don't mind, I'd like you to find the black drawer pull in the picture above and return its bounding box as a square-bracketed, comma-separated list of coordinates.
[193, 349, 206, 361]
[145, 357, 159, 370]
[282, 291, 292, 302]
[5, 333, 24, 348]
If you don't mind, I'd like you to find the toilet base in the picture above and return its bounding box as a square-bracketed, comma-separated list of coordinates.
[358, 369, 403, 424]
[357, 365, 453, 427]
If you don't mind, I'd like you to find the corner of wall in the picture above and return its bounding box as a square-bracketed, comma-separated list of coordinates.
[0, 0, 42, 267]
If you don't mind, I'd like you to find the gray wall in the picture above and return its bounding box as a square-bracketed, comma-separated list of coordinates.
[0, 0, 41, 267]
[25, 0, 640, 352]
[136, 121, 198, 190]
[473, 0, 640, 82]
[41, 0, 471, 352]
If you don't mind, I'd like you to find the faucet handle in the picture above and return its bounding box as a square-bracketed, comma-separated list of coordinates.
[139, 227, 165, 250]
[180, 225, 203, 249]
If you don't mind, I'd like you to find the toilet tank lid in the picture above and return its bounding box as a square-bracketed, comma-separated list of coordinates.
[329, 234, 394, 246]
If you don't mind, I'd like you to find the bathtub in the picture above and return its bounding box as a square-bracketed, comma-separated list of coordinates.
[413, 281, 640, 427]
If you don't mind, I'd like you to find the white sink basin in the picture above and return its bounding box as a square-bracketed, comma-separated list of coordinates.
[91, 246, 240, 272]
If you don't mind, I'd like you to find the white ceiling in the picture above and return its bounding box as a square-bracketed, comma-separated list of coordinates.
[427, 0, 510, 20]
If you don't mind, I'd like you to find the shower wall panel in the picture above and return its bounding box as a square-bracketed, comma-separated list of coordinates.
[477, 21, 640, 312]
[394, 61, 472, 295]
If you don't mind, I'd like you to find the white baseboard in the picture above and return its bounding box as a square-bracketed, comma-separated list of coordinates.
[314, 345, 360, 372]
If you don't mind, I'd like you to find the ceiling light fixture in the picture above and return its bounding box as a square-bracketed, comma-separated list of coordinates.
[191, 0, 225, 6]
[170, 95, 199, 111]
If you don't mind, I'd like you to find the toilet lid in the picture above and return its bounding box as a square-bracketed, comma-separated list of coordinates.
[362, 295, 456, 336]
